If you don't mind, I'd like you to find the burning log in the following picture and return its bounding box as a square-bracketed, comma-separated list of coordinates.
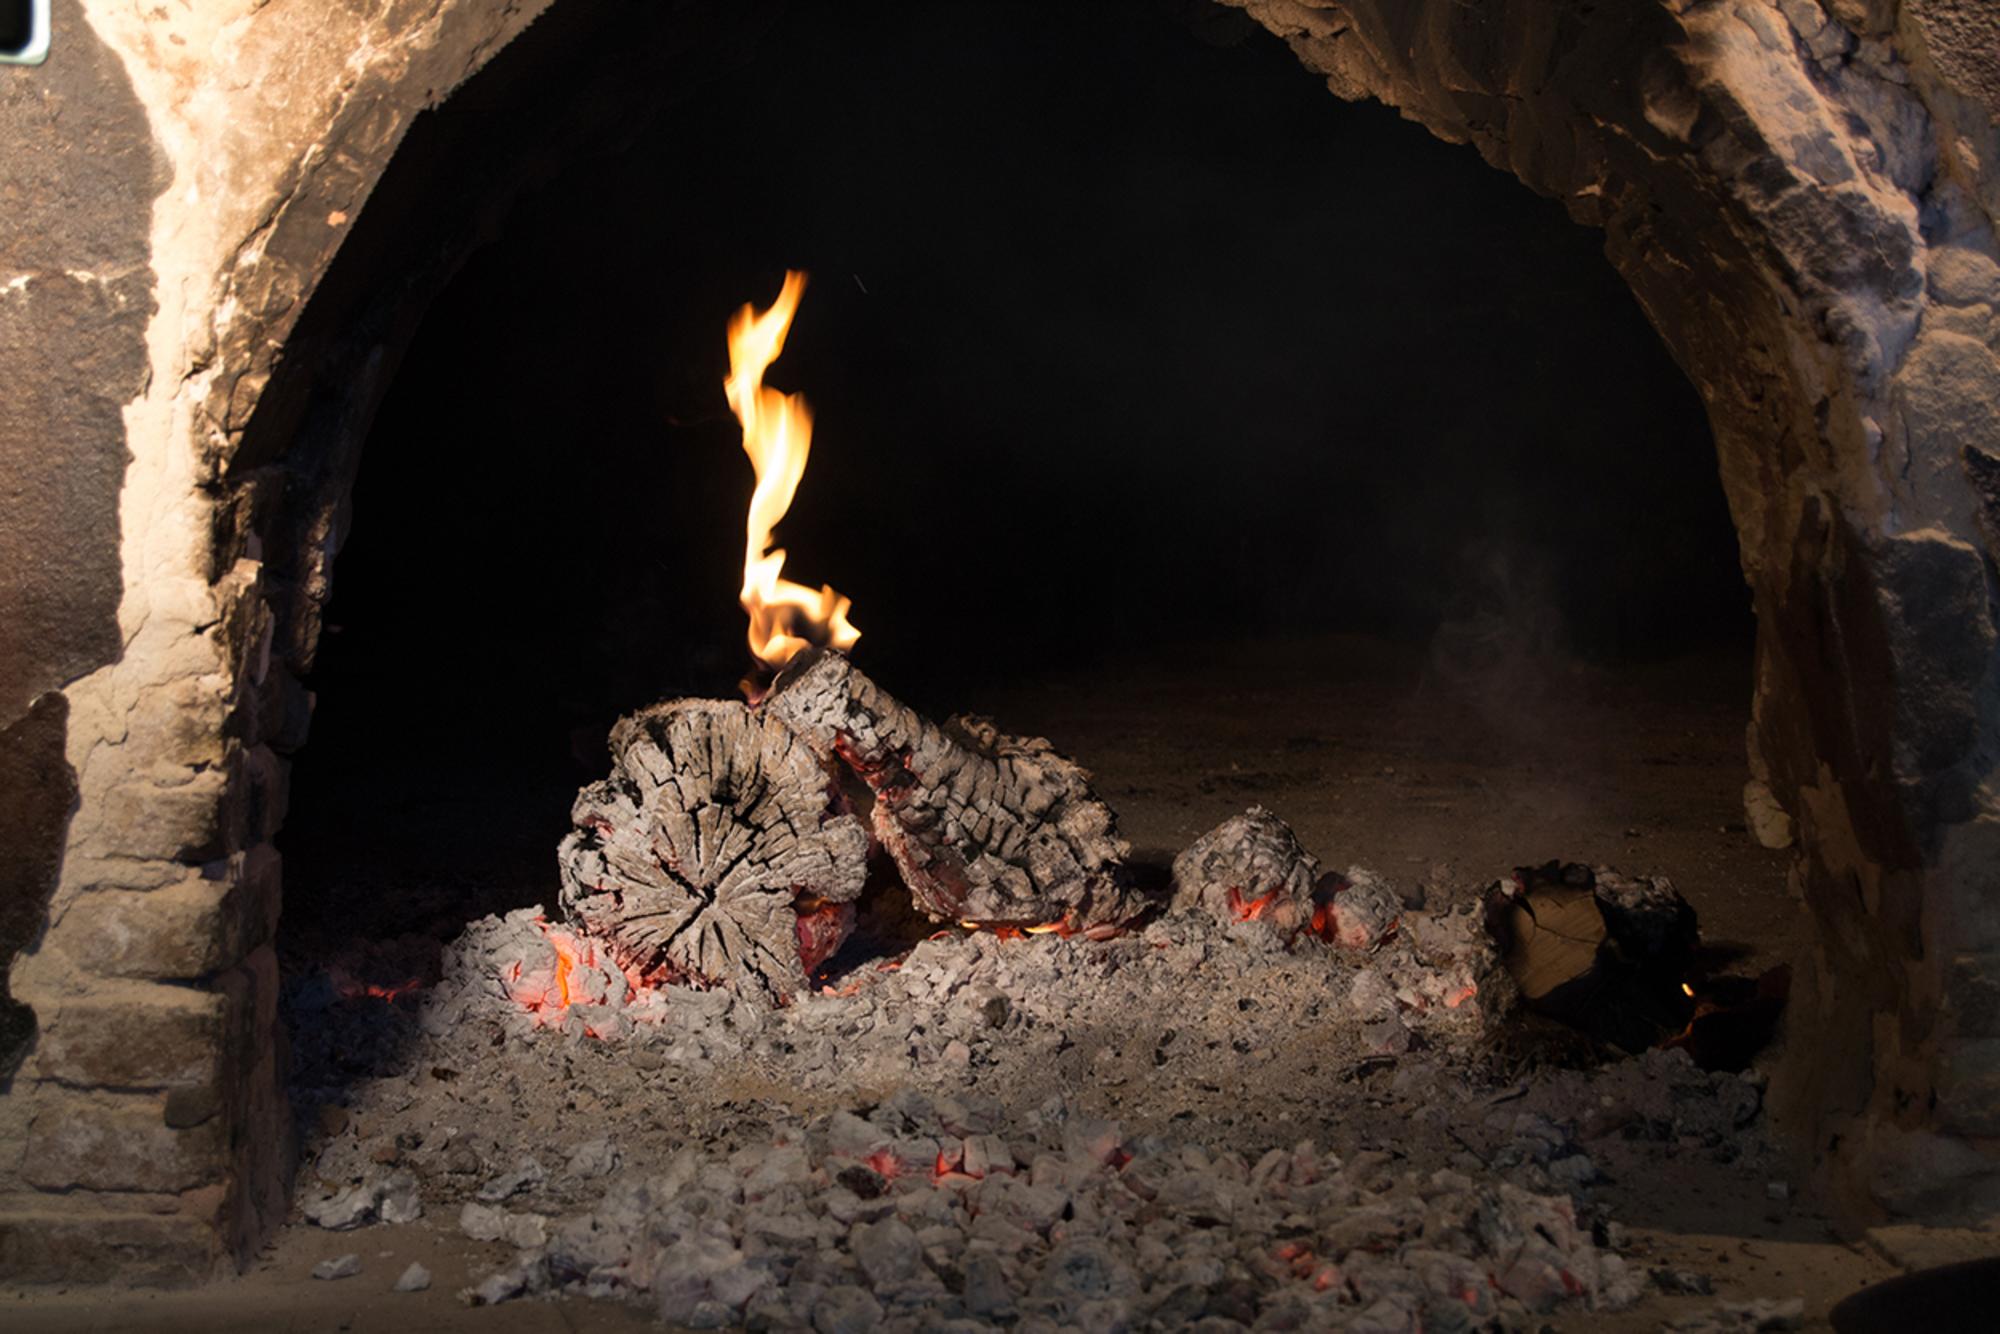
[1170, 806, 1318, 936]
[760, 649, 1148, 929]
[556, 699, 870, 1000]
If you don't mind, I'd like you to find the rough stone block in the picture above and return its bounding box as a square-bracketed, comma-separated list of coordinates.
[33, 987, 225, 1090]
[1945, 952, 2000, 1037]
[94, 767, 230, 863]
[222, 945, 292, 1257]
[53, 845, 280, 980]
[1892, 333, 2000, 531]
[1871, 529, 1994, 775]
[1927, 244, 2000, 308]
[0, 1207, 223, 1287]
[257, 665, 315, 755]
[232, 745, 289, 848]
[1936, 1037, 2000, 1137]
[24, 1095, 228, 1193]
[1, 694, 75, 1084]
[1863, 1123, 2000, 1218]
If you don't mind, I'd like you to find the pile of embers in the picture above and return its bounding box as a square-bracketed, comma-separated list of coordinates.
[295, 867, 1771, 1329]
[453, 1093, 1640, 1328]
[287, 653, 1782, 1328]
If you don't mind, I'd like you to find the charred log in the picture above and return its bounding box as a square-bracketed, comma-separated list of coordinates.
[1171, 806, 1318, 935]
[557, 699, 869, 1000]
[760, 649, 1147, 929]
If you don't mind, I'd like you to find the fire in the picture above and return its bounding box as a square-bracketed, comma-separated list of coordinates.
[957, 918, 1086, 941]
[551, 935, 577, 1008]
[724, 270, 860, 670]
[1227, 885, 1282, 922]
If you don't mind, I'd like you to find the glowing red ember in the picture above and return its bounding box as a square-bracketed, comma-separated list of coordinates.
[794, 897, 857, 975]
[502, 916, 669, 1035]
[1227, 885, 1283, 922]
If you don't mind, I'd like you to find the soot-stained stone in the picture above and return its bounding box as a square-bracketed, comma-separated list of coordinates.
[24, 1095, 228, 1194]
[0, 695, 73, 1082]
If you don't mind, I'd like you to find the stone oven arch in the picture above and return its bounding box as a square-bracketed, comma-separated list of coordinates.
[7, 0, 1998, 1279]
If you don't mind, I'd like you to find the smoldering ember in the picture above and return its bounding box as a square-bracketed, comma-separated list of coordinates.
[5, 2, 2000, 1333]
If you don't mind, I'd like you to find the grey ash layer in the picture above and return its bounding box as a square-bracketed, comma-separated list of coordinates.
[292, 815, 1773, 1330]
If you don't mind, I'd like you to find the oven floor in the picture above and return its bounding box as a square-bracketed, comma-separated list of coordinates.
[14, 636, 1926, 1331]
[974, 634, 1799, 976]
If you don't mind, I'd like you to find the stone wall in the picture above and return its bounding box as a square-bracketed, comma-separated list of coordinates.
[0, 0, 553, 1284]
[0, 0, 1995, 1284]
[1219, 0, 2000, 1219]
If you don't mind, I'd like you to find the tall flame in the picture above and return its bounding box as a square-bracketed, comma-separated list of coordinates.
[724, 271, 859, 670]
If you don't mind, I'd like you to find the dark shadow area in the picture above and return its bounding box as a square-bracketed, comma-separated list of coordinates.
[278, 0, 1747, 985]
[1831, 1258, 2000, 1334]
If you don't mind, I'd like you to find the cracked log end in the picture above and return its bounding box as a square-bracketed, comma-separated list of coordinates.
[556, 698, 869, 1000]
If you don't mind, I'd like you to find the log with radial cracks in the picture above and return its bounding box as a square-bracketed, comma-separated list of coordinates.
[556, 699, 869, 1000]
[760, 649, 1147, 929]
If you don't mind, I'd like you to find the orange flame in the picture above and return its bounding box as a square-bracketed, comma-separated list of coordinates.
[724, 271, 860, 670]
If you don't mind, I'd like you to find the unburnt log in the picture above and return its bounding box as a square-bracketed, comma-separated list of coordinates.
[557, 699, 869, 999]
[761, 649, 1147, 928]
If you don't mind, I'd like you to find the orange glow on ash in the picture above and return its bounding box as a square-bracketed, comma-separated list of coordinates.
[330, 972, 424, 1003]
[1227, 885, 1282, 922]
[958, 917, 1087, 941]
[1308, 901, 1332, 939]
[724, 270, 860, 671]
[547, 932, 583, 1009]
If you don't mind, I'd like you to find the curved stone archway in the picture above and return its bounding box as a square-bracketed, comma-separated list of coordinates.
[1221, 0, 2000, 1224]
[3, 0, 1997, 1279]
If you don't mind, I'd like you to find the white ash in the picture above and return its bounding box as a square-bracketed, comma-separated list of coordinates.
[569, 1136, 621, 1177]
[288, 860, 1777, 1329]
[477, 1154, 547, 1202]
[409, 893, 1511, 1107]
[1667, 1296, 1807, 1332]
[1318, 866, 1405, 952]
[460, 1200, 550, 1249]
[311, 1253, 360, 1280]
[393, 1260, 432, 1292]
[1653, 1267, 1716, 1295]
[463, 1095, 1643, 1330]
[301, 1168, 421, 1230]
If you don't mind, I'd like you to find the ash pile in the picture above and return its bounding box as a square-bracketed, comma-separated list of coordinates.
[287, 651, 1784, 1329]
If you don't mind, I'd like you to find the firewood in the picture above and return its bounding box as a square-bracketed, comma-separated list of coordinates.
[556, 699, 869, 999]
[1170, 806, 1318, 935]
[1484, 861, 1699, 1053]
[760, 649, 1147, 928]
